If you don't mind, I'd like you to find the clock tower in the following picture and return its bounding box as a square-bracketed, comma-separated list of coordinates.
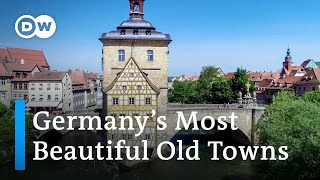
[99, 0, 171, 159]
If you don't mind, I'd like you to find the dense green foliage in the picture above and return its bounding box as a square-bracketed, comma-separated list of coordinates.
[210, 79, 233, 104]
[168, 80, 198, 104]
[169, 66, 253, 104]
[0, 102, 38, 163]
[196, 66, 221, 103]
[230, 68, 254, 99]
[258, 91, 320, 179]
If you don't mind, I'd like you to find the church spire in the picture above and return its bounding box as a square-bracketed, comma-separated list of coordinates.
[285, 46, 292, 62]
[129, 0, 145, 18]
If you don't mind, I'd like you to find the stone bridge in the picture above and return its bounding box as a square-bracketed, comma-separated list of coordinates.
[37, 104, 265, 146]
[157, 104, 265, 146]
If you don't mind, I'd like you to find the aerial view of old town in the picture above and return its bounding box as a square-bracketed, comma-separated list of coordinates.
[1, 0, 320, 179]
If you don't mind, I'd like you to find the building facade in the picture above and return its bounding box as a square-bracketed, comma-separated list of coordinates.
[6, 63, 41, 101]
[104, 58, 159, 147]
[27, 71, 73, 113]
[69, 70, 99, 111]
[0, 63, 12, 106]
[100, 0, 171, 149]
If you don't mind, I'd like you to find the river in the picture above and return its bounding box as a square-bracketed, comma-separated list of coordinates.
[1, 146, 260, 180]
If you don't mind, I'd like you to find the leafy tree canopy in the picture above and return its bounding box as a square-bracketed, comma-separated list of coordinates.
[258, 91, 320, 179]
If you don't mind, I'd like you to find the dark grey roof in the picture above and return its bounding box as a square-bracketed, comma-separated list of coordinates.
[315, 62, 320, 67]
[117, 17, 155, 30]
[100, 17, 171, 42]
[101, 29, 171, 41]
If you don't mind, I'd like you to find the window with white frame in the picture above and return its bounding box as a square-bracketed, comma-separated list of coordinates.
[145, 97, 151, 105]
[1, 79, 5, 86]
[118, 50, 125, 61]
[129, 97, 135, 105]
[55, 94, 59, 101]
[147, 50, 154, 61]
[113, 97, 119, 105]
[0, 93, 5, 101]
[31, 95, 35, 101]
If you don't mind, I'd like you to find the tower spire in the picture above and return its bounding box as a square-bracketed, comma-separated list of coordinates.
[285, 46, 292, 62]
[129, 0, 145, 18]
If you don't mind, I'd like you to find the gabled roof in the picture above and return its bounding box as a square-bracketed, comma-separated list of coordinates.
[301, 59, 312, 67]
[4, 63, 39, 72]
[104, 57, 160, 94]
[0, 48, 49, 68]
[294, 68, 320, 85]
[31, 71, 67, 81]
[69, 69, 86, 85]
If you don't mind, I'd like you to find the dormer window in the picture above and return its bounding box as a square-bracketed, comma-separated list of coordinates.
[22, 72, 27, 78]
[120, 29, 126, 35]
[146, 29, 151, 35]
[133, 29, 138, 35]
[16, 72, 20, 78]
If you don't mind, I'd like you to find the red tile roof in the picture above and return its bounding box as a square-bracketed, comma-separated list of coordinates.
[248, 71, 280, 82]
[31, 71, 67, 81]
[4, 63, 39, 72]
[224, 72, 234, 80]
[0, 48, 49, 68]
[69, 69, 86, 85]
[294, 68, 320, 85]
[0, 63, 11, 77]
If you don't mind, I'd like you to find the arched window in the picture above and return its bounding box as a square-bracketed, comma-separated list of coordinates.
[134, 2, 140, 12]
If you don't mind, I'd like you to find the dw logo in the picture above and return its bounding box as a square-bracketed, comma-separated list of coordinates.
[15, 15, 56, 39]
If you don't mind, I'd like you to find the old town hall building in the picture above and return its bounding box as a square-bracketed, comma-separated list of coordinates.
[100, 0, 171, 149]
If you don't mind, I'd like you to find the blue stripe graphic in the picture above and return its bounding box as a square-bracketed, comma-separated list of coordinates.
[15, 100, 25, 170]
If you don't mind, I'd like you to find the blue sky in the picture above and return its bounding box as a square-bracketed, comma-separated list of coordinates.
[1, 0, 320, 76]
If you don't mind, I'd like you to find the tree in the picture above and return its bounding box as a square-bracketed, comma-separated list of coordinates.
[258, 91, 320, 179]
[230, 68, 252, 100]
[197, 66, 221, 103]
[168, 80, 198, 104]
[0, 102, 38, 163]
[210, 79, 233, 104]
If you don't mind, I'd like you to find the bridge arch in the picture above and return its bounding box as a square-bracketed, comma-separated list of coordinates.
[169, 120, 251, 147]
[38, 127, 99, 147]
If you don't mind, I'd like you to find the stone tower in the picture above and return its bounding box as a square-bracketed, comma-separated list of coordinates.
[99, 0, 171, 149]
